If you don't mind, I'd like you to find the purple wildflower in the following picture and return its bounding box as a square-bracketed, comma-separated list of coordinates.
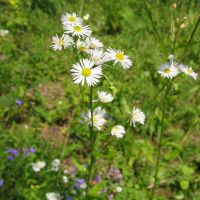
[7, 155, 14, 161]
[74, 179, 86, 189]
[108, 167, 122, 182]
[66, 197, 73, 200]
[16, 99, 23, 106]
[0, 179, 4, 187]
[24, 147, 36, 156]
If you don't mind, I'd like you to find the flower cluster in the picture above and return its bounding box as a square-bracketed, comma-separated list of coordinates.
[52, 12, 146, 139]
[158, 55, 198, 80]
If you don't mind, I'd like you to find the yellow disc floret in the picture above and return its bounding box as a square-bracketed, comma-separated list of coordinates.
[116, 52, 124, 61]
[164, 68, 171, 74]
[68, 16, 76, 22]
[82, 68, 91, 77]
[58, 39, 65, 46]
[73, 26, 82, 32]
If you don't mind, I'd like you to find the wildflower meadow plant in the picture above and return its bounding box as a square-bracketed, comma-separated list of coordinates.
[52, 12, 145, 198]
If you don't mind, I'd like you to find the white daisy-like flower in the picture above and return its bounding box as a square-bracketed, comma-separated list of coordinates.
[97, 91, 114, 103]
[76, 39, 89, 52]
[32, 161, 46, 172]
[180, 65, 198, 80]
[111, 125, 125, 138]
[115, 186, 123, 193]
[85, 37, 103, 50]
[71, 59, 102, 86]
[105, 48, 133, 69]
[130, 107, 146, 127]
[83, 106, 107, 131]
[46, 192, 61, 200]
[0, 29, 9, 37]
[64, 23, 92, 38]
[62, 176, 68, 183]
[51, 34, 73, 51]
[51, 159, 61, 172]
[158, 63, 179, 79]
[89, 49, 109, 65]
[61, 12, 82, 26]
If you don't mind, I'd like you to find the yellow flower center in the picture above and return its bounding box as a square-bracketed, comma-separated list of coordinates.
[68, 16, 76, 22]
[187, 69, 192, 74]
[79, 46, 87, 51]
[90, 42, 95, 49]
[116, 52, 124, 60]
[164, 68, 171, 74]
[58, 39, 65, 46]
[93, 116, 98, 123]
[82, 68, 91, 77]
[73, 25, 82, 32]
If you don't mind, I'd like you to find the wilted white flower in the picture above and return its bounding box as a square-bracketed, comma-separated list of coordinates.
[97, 91, 114, 103]
[111, 125, 125, 138]
[51, 159, 61, 172]
[105, 48, 132, 69]
[89, 49, 109, 65]
[115, 186, 122, 193]
[32, 161, 46, 172]
[158, 63, 179, 79]
[61, 12, 82, 26]
[71, 59, 102, 86]
[85, 37, 103, 50]
[76, 39, 88, 52]
[83, 14, 90, 21]
[64, 23, 92, 38]
[46, 192, 61, 200]
[180, 65, 198, 80]
[0, 29, 9, 37]
[83, 106, 107, 131]
[51, 34, 73, 51]
[130, 107, 145, 127]
[62, 175, 68, 183]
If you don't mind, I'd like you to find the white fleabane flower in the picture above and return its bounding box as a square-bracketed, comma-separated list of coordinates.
[61, 12, 82, 26]
[111, 125, 125, 138]
[85, 37, 103, 50]
[51, 34, 73, 51]
[115, 186, 123, 193]
[71, 59, 102, 86]
[64, 23, 92, 38]
[76, 39, 88, 52]
[46, 192, 61, 200]
[131, 107, 145, 127]
[32, 161, 46, 172]
[89, 49, 109, 65]
[83, 106, 107, 131]
[97, 91, 114, 103]
[62, 176, 68, 183]
[0, 29, 9, 37]
[105, 48, 132, 69]
[158, 63, 179, 79]
[51, 159, 61, 172]
[180, 66, 198, 80]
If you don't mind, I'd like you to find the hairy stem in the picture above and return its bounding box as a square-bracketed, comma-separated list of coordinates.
[86, 86, 96, 199]
[150, 81, 172, 200]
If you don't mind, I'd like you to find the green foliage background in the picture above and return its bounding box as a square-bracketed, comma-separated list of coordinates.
[0, 0, 200, 199]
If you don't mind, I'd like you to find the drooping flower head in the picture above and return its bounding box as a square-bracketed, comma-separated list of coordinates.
[71, 59, 102, 86]
[89, 49, 109, 65]
[85, 37, 103, 50]
[83, 106, 107, 131]
[178, 64, 198, 80]
[105, 48, 133, 69]
[61, 12, 82, 27]
[111, 125, 125, 138]
[51, 34, 73, 51]
[130, 107, 145, 127]
[64, 23, 92, 38]
[97, 91, 114, 103]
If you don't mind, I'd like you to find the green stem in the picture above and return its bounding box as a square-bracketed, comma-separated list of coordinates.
[150, 81, 172, 200]
[86, 86, 96, 199]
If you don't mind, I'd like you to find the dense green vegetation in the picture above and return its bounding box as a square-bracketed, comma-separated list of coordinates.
[0, 0, 200, 199]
